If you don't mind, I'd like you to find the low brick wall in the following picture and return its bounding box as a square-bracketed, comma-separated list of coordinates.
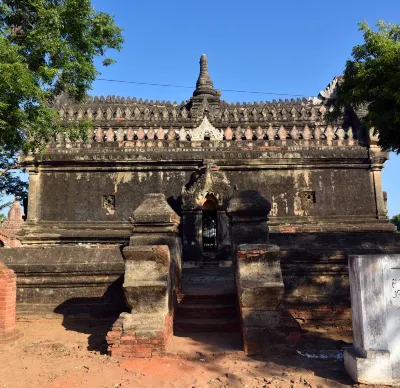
[107, 312, 173, 358]
[106, 245, 176, 358]
[0, 261, 21, 343]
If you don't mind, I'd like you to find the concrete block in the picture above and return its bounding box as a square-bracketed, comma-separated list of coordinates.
[344, 347, 392, 385]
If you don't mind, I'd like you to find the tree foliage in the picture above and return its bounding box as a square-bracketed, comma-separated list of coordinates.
[391, 214, 400, 231]
[328, 21, 400, 153]
[0, 0, 123, 198]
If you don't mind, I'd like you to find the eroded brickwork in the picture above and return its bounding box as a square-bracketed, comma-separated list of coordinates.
[107, 312, 173, 358]
[0, 261, 21, 343]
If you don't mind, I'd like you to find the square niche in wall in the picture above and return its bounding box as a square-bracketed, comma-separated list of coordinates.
[102, 195, 115, 212]
[302, 191, 316, 204]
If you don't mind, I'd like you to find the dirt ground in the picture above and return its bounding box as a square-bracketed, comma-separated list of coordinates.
[0, 317, 389, 388]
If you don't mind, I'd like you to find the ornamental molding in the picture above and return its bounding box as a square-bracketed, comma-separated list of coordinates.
[189, 116, 223, 141]
[181, 161, 234, 210]
[318, 76, 341, 100]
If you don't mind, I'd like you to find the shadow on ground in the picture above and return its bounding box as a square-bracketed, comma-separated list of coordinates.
[169, 325, 353, 386]
[55, 309, 353, 386]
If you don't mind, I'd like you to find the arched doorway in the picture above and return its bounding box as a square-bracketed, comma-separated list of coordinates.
[202, 194, 218, 251]
[181, 161, 234, 266]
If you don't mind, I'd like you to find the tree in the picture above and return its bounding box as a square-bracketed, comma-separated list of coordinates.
[328, 21, 400, 153]
[391, 214, 400, 231]
[0, 0, 123, 199]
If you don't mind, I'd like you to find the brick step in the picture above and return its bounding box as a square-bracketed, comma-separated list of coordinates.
[177, 293, 237, 305]
[174, 317, 241, 333]
[175, 303, 237, 319]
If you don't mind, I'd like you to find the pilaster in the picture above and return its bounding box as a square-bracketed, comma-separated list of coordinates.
[368, 129, 390, 220]
[26, 168, 40, 223]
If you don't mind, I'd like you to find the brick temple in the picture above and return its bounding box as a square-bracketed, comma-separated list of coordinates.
[1, 54, 400, 356]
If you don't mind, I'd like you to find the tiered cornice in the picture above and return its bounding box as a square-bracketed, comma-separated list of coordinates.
[52, 55, 365, 145]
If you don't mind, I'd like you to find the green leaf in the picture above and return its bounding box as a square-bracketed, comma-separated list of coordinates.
[0, 0, 123, 199]
[327, 20, 400, 153]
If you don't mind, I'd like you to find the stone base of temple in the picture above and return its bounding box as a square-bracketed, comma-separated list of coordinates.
[1, 232, 399, 331]
[344, 348, 394, 385]
[106, 311, 173, 358]
[241, 311, 302, 355]
[286, 305, 352, 327]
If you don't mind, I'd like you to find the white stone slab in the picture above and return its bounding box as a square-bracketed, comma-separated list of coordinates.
[346, 254, 400, 385]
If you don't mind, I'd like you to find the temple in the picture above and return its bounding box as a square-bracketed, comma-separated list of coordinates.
[1, 55, 400, 353]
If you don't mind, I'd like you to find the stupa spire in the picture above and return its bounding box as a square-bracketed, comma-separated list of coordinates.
[193, 54, 220, 98]
[196, 54, 213, 89]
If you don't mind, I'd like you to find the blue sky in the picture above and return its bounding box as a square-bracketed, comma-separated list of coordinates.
[3, 0, 400, 217]
[90, 0, 400, 217]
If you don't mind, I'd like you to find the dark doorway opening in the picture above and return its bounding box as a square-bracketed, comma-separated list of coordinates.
[202, 195, 218, 251]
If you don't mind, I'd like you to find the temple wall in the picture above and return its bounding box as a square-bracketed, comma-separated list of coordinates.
[13, 138, 395, 323]
[1, 246, 126, 316]
[36, 167, 376, 223]
[8, 57, 396, 328]
[3, 232, 400, 323]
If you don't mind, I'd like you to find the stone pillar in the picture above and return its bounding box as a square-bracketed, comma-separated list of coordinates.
[106, 193, 181, 358]
[107, 246, 173, 358]
[371, 163, 387, 219]
[0, 261, 21, 344]
[344, 255, 393, 385]
[129, 193, 181, 282]
[368, 131, 390, 220]
[227, 191, 270, 261]
[236, 244, 286, 355]
[26, 169, 39, 222]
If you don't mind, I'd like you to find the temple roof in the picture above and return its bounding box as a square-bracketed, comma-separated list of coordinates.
[54, 55, 339, 128]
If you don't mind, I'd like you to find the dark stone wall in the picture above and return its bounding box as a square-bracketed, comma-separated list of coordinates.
[0, 246, 126, 316]
[2, 232, 400, 319]
[38, 170, 192, 222]
[37, 167, 376, 222]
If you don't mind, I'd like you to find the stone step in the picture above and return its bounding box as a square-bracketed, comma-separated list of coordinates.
[174, 317, 241, 333]
[177, 293, 237, 305]
[201, 261, 220, 268]
[175, 303, 238, 319]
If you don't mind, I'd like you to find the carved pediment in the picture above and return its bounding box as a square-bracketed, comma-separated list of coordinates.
[181, 161, 234, 210]
[189, 116, 223, 141]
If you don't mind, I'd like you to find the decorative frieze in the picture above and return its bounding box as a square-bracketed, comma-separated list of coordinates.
[56, 97, 331, 126]
[52, 124, 356, 145]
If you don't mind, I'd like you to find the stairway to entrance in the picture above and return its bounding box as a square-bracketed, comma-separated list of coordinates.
[174, 268, 241, 333]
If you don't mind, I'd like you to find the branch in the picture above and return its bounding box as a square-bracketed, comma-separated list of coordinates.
[12, 25, 23, 35]
[7, 25, 24, 41]
[0, 164, 20, 177]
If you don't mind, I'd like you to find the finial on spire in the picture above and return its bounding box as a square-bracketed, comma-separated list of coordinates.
[193, 54, 220, 98]
[197, 54, 213, 90]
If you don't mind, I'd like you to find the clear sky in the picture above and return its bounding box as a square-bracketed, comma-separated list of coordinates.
[3, 0, 400, 217]
[90, 0, 399, 217]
